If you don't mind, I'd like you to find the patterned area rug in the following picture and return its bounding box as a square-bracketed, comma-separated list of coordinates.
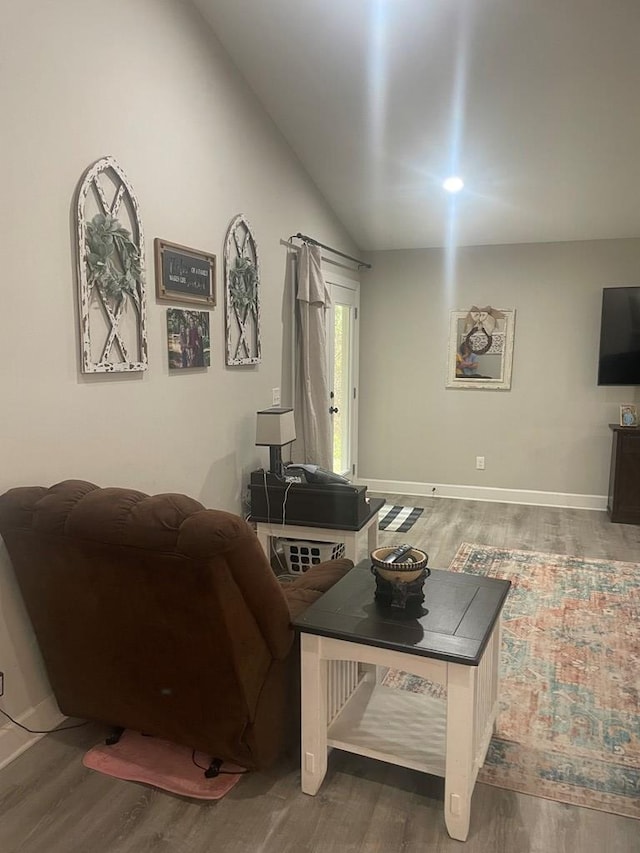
[378, 504, 424, 532]
[385, 543, 640, 818]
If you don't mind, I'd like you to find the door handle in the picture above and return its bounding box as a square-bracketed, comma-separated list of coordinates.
[329, 406, 339, 414]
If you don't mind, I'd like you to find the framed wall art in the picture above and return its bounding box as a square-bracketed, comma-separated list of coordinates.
[155, 239, 216, 307]
[75, 155, 148, 373]
[166, 308, 211, 369]
[224, 213, 261, 365]
[620, 404, 638, 427]
[446, 307, 516, 390]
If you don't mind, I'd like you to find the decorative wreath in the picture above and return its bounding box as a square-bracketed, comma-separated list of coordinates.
[462, 305, 506, 354]
[465, 326, 492, 354]
[85, 213, 141, 301]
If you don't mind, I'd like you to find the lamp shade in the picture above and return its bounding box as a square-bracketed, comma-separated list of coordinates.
[255, 407, 296, 446]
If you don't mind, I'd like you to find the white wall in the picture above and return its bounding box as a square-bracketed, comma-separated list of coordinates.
[358, 239, 640, 502]
[0, 0, 358, 764]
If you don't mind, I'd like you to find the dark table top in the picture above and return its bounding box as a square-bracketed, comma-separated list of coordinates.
[293, 561, 511, 665]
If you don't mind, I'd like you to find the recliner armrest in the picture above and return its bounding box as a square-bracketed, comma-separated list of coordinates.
[284, 558, 353, 593]
[281, 558, 353, 619]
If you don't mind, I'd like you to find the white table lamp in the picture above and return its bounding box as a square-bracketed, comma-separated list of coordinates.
[256, 407, 296, 476]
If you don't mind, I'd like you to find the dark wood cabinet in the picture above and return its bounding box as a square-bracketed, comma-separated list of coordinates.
[608, 424, 640, 524]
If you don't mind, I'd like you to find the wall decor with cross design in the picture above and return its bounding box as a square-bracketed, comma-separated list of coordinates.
[224, 213, 261, 366]
[75, 156, 148, 373]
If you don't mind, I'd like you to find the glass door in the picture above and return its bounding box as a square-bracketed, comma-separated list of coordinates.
[327, 278, 359, 477]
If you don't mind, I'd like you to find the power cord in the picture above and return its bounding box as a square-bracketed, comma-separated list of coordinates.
[281, 479, 294, 526]
[276, 479, 297, 577]
[1, 703, 247, 772]
[261, 466, 271, 523]
[191, 750, 249, 775]
[262, 468, 290, 574]
[0, 706, 88, 734]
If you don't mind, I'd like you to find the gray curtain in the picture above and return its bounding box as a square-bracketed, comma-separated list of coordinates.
[292, 243, 332, 469]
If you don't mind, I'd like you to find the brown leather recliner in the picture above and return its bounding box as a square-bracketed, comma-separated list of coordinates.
[0, 479, 353, 770]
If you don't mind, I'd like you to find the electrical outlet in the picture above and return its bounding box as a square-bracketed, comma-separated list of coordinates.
[476, 456, 485, 470]
[0, 671, 4, 697]
[272, 387, 281, 406]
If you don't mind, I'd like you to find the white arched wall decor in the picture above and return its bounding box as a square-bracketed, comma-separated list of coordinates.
[224, 213, 261, 366]
[75, 155, 148, 373]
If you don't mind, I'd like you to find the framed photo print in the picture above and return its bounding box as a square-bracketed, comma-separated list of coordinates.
[446, 307, 516, 390]
[155, 238, 216, 307]
[166, 308, 210, 369]
[620, 404, 638, 427]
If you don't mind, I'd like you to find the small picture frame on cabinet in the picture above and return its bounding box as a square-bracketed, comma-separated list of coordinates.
[619, 404, 638, 427]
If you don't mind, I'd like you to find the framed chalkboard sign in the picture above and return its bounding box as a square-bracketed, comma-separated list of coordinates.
[154, 238, 216, 307]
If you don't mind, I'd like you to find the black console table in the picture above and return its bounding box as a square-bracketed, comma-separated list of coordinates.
[607, 424, 640, 524]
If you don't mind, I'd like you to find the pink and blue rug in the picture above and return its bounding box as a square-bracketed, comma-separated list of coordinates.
[387, 543, 640, 818]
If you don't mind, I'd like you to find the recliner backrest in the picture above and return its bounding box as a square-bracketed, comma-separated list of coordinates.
[0, 479, 296, 767]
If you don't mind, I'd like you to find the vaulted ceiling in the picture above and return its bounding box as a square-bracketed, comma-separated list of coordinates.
[194, 0, 640, 251]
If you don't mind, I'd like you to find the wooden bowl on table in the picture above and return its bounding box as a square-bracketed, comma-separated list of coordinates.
[370, 546, 429, 583]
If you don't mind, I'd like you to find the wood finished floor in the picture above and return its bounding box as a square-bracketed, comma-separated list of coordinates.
[1, 496, 639, 853]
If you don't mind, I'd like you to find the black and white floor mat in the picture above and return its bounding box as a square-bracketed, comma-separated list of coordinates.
[377, 504, 424, 533]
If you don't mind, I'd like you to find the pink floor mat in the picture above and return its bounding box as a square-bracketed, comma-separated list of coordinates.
[83, 730, 246, 800]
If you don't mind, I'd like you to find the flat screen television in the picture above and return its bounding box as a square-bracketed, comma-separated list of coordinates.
[597, 286, 640, 386]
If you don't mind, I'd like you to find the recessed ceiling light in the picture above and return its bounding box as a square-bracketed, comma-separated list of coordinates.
[443, 176, 464, 193]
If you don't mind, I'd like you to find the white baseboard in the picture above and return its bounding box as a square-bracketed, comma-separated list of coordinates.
[357, 477, 608, 511]
[0, 694, 65, 771]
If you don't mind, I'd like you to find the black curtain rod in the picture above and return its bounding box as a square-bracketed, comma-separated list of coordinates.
[290, 232, 371, 269]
